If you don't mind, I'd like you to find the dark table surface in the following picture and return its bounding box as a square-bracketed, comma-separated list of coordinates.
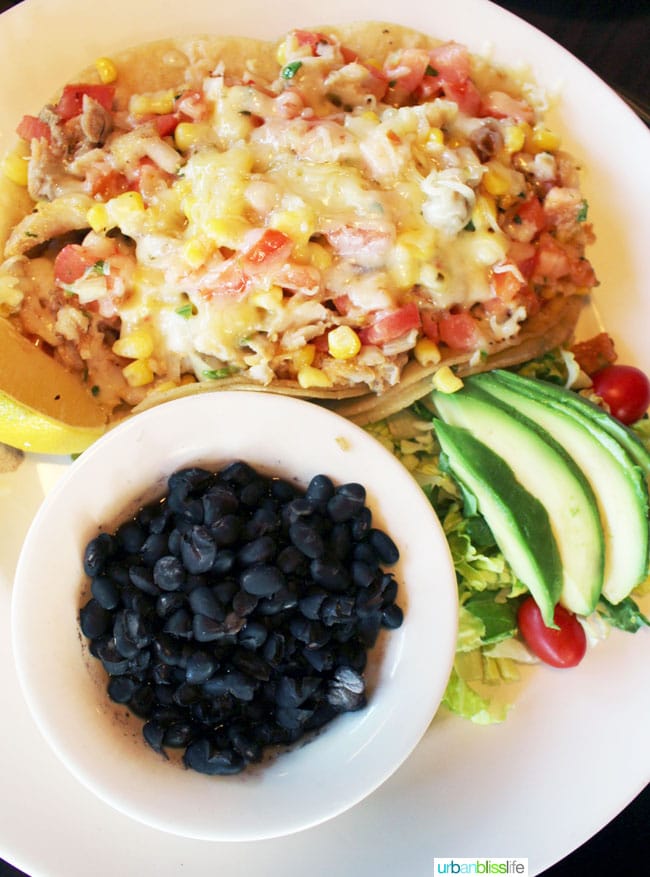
[0, 1, 647, 875]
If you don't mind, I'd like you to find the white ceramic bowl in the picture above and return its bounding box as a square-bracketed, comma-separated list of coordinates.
[12, 391, 457, 841]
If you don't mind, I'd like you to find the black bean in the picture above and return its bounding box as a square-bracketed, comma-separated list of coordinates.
[350, 506, 372, 541]
[240, 564, 285, 597]
[240, 479, 269, 507]
[302, 645, 334, 672]
[237, 535, 276, 566]
[79, 599, 111, 638]
[163, 608, 193, 639]
[320, 595, 355, 627]
[180, 526, 217, 574]
[326, 666, 366, 712]
[213, 578, 238, 604]
[143, 720, 166, 754]
[232, 589, 258, 617]
[210, 514, 242, 547]
[271, 478, 297, 502]
[107, 675, 137, 704]
[202, 485, 239, 524]
[97, 638, 130, 675]
[183, 739, 245, 775]
[351, 560, 376, 589]
[263, 632, 286, 666]
[327, 490, 364, 523]
[382, 604, 404, 629]
[185, 650, 216, 685]
[163, 721, 194, 749]
[288, 519, 325, 559]
[90, 575, 120, 611]
[276, 675, 321, 708]
[140, 533, 169, 567]
[352, 541, 380, 568]
[192, 614, 226, 643]
[276, 545, 306, 574]
[83, 532, 114, 576]
[129, 565, 159, 596]
[310, 558, 350, 592]
[188, 586, 224, 621]
[113, 613, 140, 659]
[367, 528, 400, 565]
[298, 588, 327, 621]
[156, 591, 185, 618]
[220, 460, 257, 485]
[231, 648, 271, 681]
[211, 549, 235, 576]
[237, 619, 268, 651]
[153, 555, 185, 592]
[116, 520, 146, 554]
[276, 705, 313, 731]
[305, 474, 335, 508]
[256, 587, 298, 616]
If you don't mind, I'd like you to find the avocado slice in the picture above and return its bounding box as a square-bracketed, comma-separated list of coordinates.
[470, 370, 650, 605]
[435, 419, 562, 626]
[433, 383, 605, 616]
[491, 370, 650, 477]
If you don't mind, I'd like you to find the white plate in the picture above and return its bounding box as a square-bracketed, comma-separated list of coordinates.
[0, 0, 648, 874]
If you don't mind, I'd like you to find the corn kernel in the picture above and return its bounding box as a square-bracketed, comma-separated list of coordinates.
[270, 207, 315, 247]
[94, 57, 117, 84]
[328, 325, 361, 360]
[482, 166, 510, 197]
[113, 329, 155, 360]
[414, 338, 442, 367]
[388, 243, 420, 290]
[183, 238, 209, 269]
[129, 89, 175, 117]
[275, 42, 287, 67]
[360, 109, 380, 123]
[122, 359, 154, 387]
[174, 122, 212, 152]
[87, 202, 110, 233]
[399, 227, 437, 260]
[432, 366, 463, 393]
[205, 216, 251, 248]
[306, 242, 332, 272]
[527, 125, 561, 154]
[292, 344, 316, 369]
[503, 123, 527, 153]
[425, 127, 444, 148]
[2, 151, 29, 186]
[297, 365, 333, 389]
[251, 285, 283, 311]
[471, 194, 498, 232]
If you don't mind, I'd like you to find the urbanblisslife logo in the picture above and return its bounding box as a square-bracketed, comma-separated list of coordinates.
[433, 859, 529, 875]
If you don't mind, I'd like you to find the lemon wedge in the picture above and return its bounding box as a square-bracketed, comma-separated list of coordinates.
[0, 317, 108, 455]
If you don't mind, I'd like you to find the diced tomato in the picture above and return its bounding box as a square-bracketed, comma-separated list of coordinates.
[274, 262, 320, 293]
[508, 197, 546, 244]
[570, 333, 617, 376]
[55, 84, 115, 122]
[568, 256, 597, 288]
[491, 265, 525, 301]
[16, 114, 51, 142]
[423, 42, 482, 115]
[532, 233, 571, 282]
[242, 229, 293, 270]
[292, 30, 332, 55]
[508, 241, 537, 279]
[384, 48, 431, 98]
[438, 310, 481, 351]
[340, 45, 359, 64]
[152, 113, 181, 137]
[54, 244, 97, 285]
[89, 168, 130, 200]
[333, 294, 351, 315]
[480, 90, 534, 123]
[440, 78, 482, 115]
[359, 303, 421, 346]
[201, 260, 247, 298]
[130, 158, 174, 199]
[420, 310, 440, 342]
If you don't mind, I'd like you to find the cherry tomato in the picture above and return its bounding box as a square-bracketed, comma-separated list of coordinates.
[591, 364, 650, 425]
[518, 597, 587, 668]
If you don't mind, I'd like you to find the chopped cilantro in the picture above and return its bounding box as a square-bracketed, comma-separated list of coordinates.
[425, 65, 439, 77]
[577, 200, 589, 222]
[464, 219, 476, 232]
[281, 61, 303, 80]
[91, 385, 100, 397]
[203, 366, 239, 380]
[175, 303, 194, 319]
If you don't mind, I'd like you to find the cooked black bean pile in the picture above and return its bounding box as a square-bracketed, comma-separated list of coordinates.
[79, 462, 404, 775]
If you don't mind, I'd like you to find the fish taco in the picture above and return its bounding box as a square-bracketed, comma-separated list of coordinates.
[0, 22, 596, 427]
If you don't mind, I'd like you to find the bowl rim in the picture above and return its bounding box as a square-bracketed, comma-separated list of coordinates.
[11, 390, 458, 841]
